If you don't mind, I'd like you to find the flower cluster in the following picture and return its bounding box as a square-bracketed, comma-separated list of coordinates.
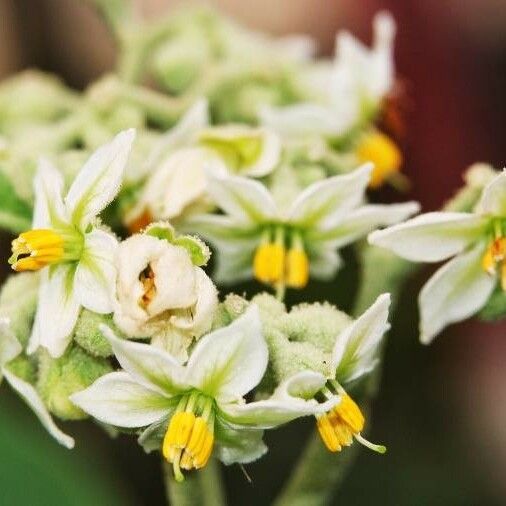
[0, 4, 502, 497]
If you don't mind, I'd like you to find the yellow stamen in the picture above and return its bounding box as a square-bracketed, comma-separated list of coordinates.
[317, 393, 384, 454]
[253, 243, 285, 285]
[482, 237, 506, 288]
[355, 131, 403, 189]
[286, 247, 309, 289]
[162, 410, 214, 479]
[10, 229, 64, 272]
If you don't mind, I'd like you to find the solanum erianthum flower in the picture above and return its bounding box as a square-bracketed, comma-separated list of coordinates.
[113, 222, 218, 363]
[186, 164, 419, 294]
[260, 12, 396, 139]
[0, 318, 74, 448]
[369, 170, 506, 343]
[315, 294, 390, 454]
[8, 129, 136, 357]
[71, 306, 339, 481]
[125, 100, 281, 229]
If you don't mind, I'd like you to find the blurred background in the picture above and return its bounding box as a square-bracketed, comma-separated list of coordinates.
[1, 0, 506, 504]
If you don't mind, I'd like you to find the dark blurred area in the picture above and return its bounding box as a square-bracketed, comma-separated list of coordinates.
[1, 0, 506, 504]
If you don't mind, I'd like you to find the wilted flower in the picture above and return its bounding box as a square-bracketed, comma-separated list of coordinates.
[71, 306, 339, 481]
[369, 170, 506, 343]
[113, 223, 218, 362]
[9, 129, 135, 357]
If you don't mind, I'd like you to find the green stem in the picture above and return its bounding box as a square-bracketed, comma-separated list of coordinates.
[162, 458, 226, 506]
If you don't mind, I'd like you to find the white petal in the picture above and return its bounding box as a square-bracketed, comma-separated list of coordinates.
[70, 371, 173, 428]
[3, 368, 74, 448]
[214, 419, 267, 465]
[32, 158, 67, 228]
[144, 99, 209, 171]
[27, 265, 80, 358]
[185, 305, 268, 402]
[101, 325, 188, 396]
[310, 202, 420, 249]
[368, 212, 490, 262]
[65, 129, 135, 228]
[259, 103, 348, 138]
[169, 268, 218, 338]
[477, 170, 506, 216]
[308, 248, 343, 281]
[331, 293, 391, 382]
[75, 229, 118, 314]
[0, 318, 22, 369]
[220, 372, 339, 429]
[287, 164, 372, 228]
[206, 172, 277, 224]
[419, 242, 496, 344]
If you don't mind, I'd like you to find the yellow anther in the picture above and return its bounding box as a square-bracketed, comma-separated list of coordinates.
[332, 394, 365, 433]
[316, 393, 374, 453]
[317, 413, 341, 452]
[286, 247, 309, 289]
[253, 243, 285, 285]
[355, 131, 403, 189]
[482, 238, 506, 287]
[10, 229, 64, 272]
[163, 411, 214, 478]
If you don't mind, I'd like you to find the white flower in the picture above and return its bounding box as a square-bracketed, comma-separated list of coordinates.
[113, 230, 218, 363]
[9, 129, 136, 358]
[368, 170, 506, 343]
[0, 318, 74, 448]
[125, 100, 281, 227]
[260, 12, 396, 138]
[71, 306, 338, 481]
[316, 294, 390, 454]
[186, 164, 419, 292]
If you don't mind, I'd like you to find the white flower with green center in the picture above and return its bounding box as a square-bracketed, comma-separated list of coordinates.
[369, 170, 506, 343]
[71, 306, 339, 481]
[315, 294, 390, 454]
[125, 100, 281, 228]
[186, 164, 418, 294]
[260, 12, 395, 138]
[9, 129, 136, 357]
[0, 318, 74, 448]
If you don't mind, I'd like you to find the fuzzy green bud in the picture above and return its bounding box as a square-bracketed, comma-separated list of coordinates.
[37, 346, 113, 420]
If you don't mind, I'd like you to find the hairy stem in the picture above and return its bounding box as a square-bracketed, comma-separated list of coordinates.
[162, 458, 226, 506]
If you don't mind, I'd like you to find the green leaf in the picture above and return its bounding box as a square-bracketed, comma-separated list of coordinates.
[0, 169, 33, 233]
[478, 287, 506, 321]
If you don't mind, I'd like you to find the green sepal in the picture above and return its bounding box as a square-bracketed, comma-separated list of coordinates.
[145, 221, 211, 266]
[478, 287, 506, 321]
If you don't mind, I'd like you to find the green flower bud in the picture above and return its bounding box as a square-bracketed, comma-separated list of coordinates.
[73, 310, 125, 358]
[37, 346, 113, 420]
[5, 355, 37, 384]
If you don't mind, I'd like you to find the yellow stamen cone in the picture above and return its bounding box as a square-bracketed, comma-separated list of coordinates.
[286, 247, 309, 289]
[356, 131, 403, 189]
[317, 414, 341, 452]
[333, 394, 365, 433]
[253, 243, 285, 285]
[10, 229, 64, 272]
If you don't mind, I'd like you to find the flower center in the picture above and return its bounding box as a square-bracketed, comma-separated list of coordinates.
[316, 382, 386, 454]
[482, 236, 506, 290]
[253, 228, 309, 290]
[162, 393, 215, 482]
[9, 229, 64, 272]
[139, 265, 157, 309]
[355, 131, 402, 189]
